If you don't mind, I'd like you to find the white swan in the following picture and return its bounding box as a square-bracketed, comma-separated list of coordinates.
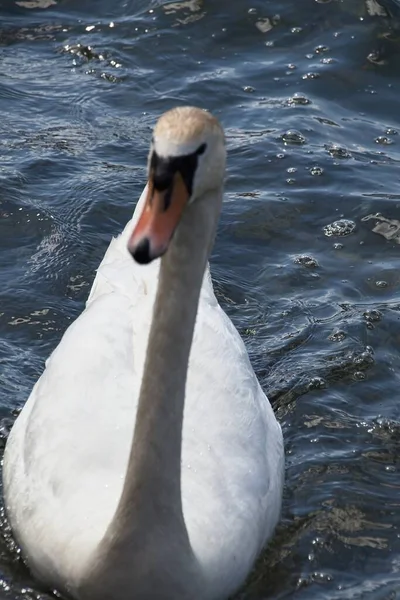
[3, 106, 284, 600]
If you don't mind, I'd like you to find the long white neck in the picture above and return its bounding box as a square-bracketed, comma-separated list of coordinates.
[79, 187, 223, 600]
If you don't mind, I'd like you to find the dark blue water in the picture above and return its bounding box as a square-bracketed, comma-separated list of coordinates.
[1, 0, 400, 598]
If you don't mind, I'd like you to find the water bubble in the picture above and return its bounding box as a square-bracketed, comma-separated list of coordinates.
[353, 348, 374, 368]
[313, 572, 333, 583]
[386, 128, 398, 135]
[287, 167, 297, 173]
[367, 51, 386, 65]
[276, 153, 286, 159]
[308, 377, 327, 390]
[286, 178, 296, 185]
[100, 72, 122, 83]
[294, 255, 319, 268]
[354, 371, 366, 381]
[256, 18, 273, 33]
[321, 57, 335, 64]
[375, 136, 393, 145]
[281, 130, 306, 145]
[287, 63, 297, 70]
[302, 72, 320, 80]
[328, 330, 346, 342]
[363, 309, 382, 323]
[287, 93, 311, 106]
[312, 537, 325, 547]
[323, 219, 356, 237]
[326, 144, 351, 159]
[248, 7, 257, 13]
[376, 280, 388, 288]
[63, 43, 99, 60]
[310, 166, 323, 175]
[315, 45, 330, 53]
[333, 242, 343, 249]
[243, 86, 255, 93]
[291, 27, 303, 34]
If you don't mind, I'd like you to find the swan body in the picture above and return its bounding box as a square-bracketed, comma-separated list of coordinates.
[3, 107, 284, 600]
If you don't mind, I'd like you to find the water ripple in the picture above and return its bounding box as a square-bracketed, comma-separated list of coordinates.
[1, 0, 400, 599]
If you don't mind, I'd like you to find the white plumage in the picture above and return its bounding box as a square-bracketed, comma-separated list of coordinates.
[3, 107, 284, 600]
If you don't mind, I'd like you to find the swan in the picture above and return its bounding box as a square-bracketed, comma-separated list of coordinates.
[3, 106, 285, 600]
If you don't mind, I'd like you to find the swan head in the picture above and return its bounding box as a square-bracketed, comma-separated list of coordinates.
[128, 106, 226, 264]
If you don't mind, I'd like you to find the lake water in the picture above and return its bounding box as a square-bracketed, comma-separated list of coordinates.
[0, 0, 400, 598]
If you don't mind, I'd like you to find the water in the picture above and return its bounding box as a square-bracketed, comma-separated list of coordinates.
[0, 0, 400, 597]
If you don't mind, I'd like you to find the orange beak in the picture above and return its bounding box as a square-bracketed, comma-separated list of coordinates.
[128, 172, 190, 264]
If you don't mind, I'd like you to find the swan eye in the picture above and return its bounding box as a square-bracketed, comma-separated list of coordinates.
[196, 143, 206, 156]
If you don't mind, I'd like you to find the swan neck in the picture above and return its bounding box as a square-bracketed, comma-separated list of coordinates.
[81, 187, 223, 599]
[127, 187, 222, 509]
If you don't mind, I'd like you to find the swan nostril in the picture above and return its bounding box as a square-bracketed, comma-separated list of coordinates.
[130, 237, 152, 265]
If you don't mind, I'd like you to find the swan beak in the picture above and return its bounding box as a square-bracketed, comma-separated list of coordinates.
[128, 172, 189, 264]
